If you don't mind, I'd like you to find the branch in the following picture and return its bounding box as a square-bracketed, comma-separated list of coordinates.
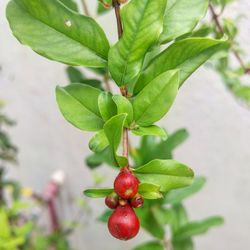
[112, 0, 129, 161]
[209, 2, 250, 75]
[81, 0, 90, 16]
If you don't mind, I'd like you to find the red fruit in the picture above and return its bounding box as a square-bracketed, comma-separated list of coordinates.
[105, 192, 119, 209]
[114, 169, 139, 199]
[131, 194, 144, 208]
[108, 204, 140, 240]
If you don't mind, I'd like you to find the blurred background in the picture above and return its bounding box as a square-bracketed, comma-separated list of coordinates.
[0, 0, 250, 249]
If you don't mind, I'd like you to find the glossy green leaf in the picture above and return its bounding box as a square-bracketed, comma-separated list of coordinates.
[133, 70, 179, 126]
[108, 0, 167, 86]
[83, 188, 113, 198]
[98, 92, 117, 122]
[56, 84, 103, 131]
[132, 125, 167, 138]
[133, 241, 164, 250]
[160, 0, 209, 43]
[134, 159, 194, 192]
[138, 183, 163, 200]
[112, 95, 133, 126]
[104, 114, 128, 167]
[174, 216, 224, 241]
[164, 177, 206, 204]
[134, 38, 228, 94]
[89, 130, 109, 153]
[6, 0, 109, 67]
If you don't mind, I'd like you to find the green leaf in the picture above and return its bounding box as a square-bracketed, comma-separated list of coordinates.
[98, 209, 112, 223]
[6, 0, 109, 67]
[0, 209, 10, 238]
[104, 114, 128, 167]
[97, 1, 112, 15]
[59, 0, 78, 12]
[160, 0, 209, 43]
[83, 188, 113, 198]
[98, 92, 117, 122]
[133, 241, 164, 250]
[132, 125, 167, 138]
[108, 0, 167, 86]
[172, 204, 189, 231]
[112, 95, 133, 126]
[133, 70, 180, 126]
[89, 130, 109, 153]
[136, 207, 165, 239]
[173, 238, 194, 250]
[134, 159, 194, 192]
[164, 177, 206, 204]
[134, 38, 228, 94]
[138, 183, 163, 200]
[56, 84, 103, 131]
[66, 66, 85, 82]
[174, 216, 224, 241]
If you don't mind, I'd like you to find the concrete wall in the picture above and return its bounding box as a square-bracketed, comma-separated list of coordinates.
[1, 0, 250, 249]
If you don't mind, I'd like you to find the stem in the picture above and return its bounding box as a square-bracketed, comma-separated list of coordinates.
[209, 2, 250, 74]
[81, 0, 90, 16]
[112, 0, 123, 39]
[0, 167, 5, 206]
[112, 0, 129, 161]
[103, 73, 112, 92]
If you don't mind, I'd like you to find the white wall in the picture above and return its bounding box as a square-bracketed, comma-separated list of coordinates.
[1, 0, 250, 249]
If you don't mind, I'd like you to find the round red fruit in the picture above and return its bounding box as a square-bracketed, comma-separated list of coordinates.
[108, 204, 140, 240]
[105, 192, 119, 209]
[131, 194, 144, 208]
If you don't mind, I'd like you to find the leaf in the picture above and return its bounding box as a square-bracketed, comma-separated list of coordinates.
[0, 209, 10, 238]
[174, 216, 224, 241]
[89, 130, 109, 153]
[134, 159, 194, 192]
[56, 84, 103, 131]
[108, 0, 167, 86]
[85, 147, 113, 169]
[173, 238, 194, 250]
[6, 0, 109, 67]
[98, 209, 112, 223]
[160, 0, 209, 43]
[134, 38, 228, 94]
[97, 0, 112, 15]
[133, 241, 164, 250]
[66, 66, 85, 82]
[133, 70, 180, 126]
[132, 125, 167, 138]
[98, 92, 117, 122]
[172, 204, 189, 231]
[112, 95, 133, 126]
[136, 207, 165, 239]
[138, 183, 163, 200]
[83, 188, 113, 198]
[164, 177, 206, 204]
[59, 0, 78, 12]
[104, 114, 128, 167]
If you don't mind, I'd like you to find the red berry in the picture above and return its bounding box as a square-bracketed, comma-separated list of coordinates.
[105, 192, 119, 209]
[108, 204, 140, 240]
[114, 169, 139, 199]
[131, 194, 144, 208]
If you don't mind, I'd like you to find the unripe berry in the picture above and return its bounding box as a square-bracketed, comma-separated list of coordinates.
[108, 204, 140, 240]
[131, 194, 144, 208]
[105, 192, 119, 209]
[114, 168, 139, 199]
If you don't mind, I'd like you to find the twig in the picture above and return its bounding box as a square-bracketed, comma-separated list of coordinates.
[209, 2, 250, 75]
[112, 0, 129, 161]
[103, 73, 112, 92]
[81, 0, 90, 16]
